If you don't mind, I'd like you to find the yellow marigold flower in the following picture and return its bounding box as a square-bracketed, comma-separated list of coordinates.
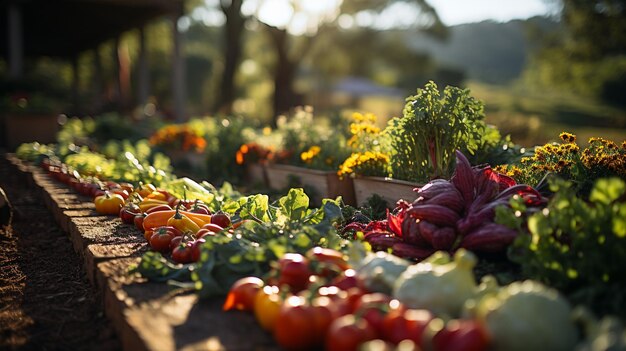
[559, 132, 577, 143]
[352, 112, 365, 122]
[309, 146, 321, 156]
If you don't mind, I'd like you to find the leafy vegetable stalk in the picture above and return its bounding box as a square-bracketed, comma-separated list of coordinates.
[386, 81, 487, 182]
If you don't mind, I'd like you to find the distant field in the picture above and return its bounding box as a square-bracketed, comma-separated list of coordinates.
[467, 81, 626, 146]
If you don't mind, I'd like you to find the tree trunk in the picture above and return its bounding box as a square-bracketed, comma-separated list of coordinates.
[216, 0, 245, 114]
[271, 28, 299, 126]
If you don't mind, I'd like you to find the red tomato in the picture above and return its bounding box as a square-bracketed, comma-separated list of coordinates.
[330, 268, 360, 290]
[190, 237, 206, 262]
[118, 182, 134, 194]
[171, 243, 193, 264]
[274, 296, 318, 350]
[323, 287, 365, 316]
[120, 205, 139, 224]
[134, 213, 147, 231]
[353, 294, 395, 337]
[210, 212, 231, 229]
[169, 236, 183, 251]
[222, 277, 264, 312]
[326, 314, 377, 351]
[149, 228, 173, 253]
[430, 319, 490, 351]
[308, 296, 339, 345]
[274, 253, 313, 293]
[306, 247, 350, 277]
[381, 307, 433, 345]
[110, 188, 129, 200]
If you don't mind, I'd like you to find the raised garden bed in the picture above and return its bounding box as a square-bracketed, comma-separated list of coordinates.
[5, 154, 278, 351]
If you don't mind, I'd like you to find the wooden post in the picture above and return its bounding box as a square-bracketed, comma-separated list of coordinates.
[137, 27, 150, 106]
[92, 46, 104, 109]
[112, 37, 122, 110]
[72, 56, 80, 113]
[171, 9, 186, 121]
[7, 2, 23, 79]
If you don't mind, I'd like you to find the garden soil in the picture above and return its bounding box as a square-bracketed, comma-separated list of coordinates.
[0, 155, 120, 351]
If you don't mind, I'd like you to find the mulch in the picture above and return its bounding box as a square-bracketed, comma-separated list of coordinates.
[0, 155, 120, 351]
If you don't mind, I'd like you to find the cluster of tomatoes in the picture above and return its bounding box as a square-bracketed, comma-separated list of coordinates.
[116, 189, 234, 265]
[43, 160, 235, 265]
[224, 248, 490, 351]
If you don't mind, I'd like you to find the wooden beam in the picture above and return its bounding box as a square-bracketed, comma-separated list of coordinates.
[171, 9, 186, 121]
[112, 37, 122, 110]
[92, 46, 105, 109]
[137, 26, 150, 106]
[72, 55, 80, 113]
[7, 2, 23, 79]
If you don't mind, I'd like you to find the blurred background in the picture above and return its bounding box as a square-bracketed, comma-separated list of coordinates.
[1, 0, 625, 148]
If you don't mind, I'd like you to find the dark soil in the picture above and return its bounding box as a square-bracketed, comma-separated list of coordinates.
[0, 155, 120, 351]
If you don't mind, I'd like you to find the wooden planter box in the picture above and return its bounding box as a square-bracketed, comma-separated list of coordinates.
[244, 163, 268, 187]
[353, 176, 421, 207]
[2, 113, 60, 150]
[265, 164, 356, 206]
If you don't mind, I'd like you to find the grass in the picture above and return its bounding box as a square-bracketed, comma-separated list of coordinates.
[466, 81, 626, 146]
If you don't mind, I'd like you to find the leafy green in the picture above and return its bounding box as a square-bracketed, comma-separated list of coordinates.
[164, 177, 215, 205]
[501, 177, 626, 318]
[129, 251, 192, 282]
[385, 81, 489, 182]
[134, 188, 348, 298]
[277, 188, 310, 221]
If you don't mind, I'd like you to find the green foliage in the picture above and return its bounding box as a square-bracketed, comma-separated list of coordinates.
[466, 126, 525, 167]
[385, 81, 489, 182]
[495, 133, 626, 195]
[203, 116, 253, 184]
[134, 188, 348, 298]
[164, 177, 215, 207]
[15, 142, 56, 163]
[523, 0, 626, 106]
[501, 177, 626, 318]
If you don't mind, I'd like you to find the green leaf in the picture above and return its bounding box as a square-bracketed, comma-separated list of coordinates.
[164, 177, 215, 205]
[239, 194, 270, 222]
[221, 199, 242, 214]
[613, 204, 626, 238]
[590, 178, 626, 205]
[278, 188, 310, 221]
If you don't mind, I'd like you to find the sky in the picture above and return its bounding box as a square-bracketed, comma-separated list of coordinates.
[193, 0, 558, 33]
[430, 0, 556, 26]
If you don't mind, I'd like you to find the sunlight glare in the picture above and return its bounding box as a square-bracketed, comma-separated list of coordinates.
[256, 0, 342, 34]
[258, 0, 293, 28]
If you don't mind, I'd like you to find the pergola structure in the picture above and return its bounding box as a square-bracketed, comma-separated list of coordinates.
[1, 0, 187, 120]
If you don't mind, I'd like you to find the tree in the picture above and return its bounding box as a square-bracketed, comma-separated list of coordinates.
[523, 0, 626, 106]
[253, 0, 446, 125]
[217, 0, 247, 114]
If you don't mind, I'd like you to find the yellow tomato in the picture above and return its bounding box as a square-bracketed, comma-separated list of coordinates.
[254, 285, 283, 332]
[94, 192, 125, 215]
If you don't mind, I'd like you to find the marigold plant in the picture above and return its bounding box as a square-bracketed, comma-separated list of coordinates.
[347, 112, 383, 152]
[495, 132, 626, 194]
[338, 151, 390, 179]
[235, 142, 273, 166]
[149, 124, 207, 153]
